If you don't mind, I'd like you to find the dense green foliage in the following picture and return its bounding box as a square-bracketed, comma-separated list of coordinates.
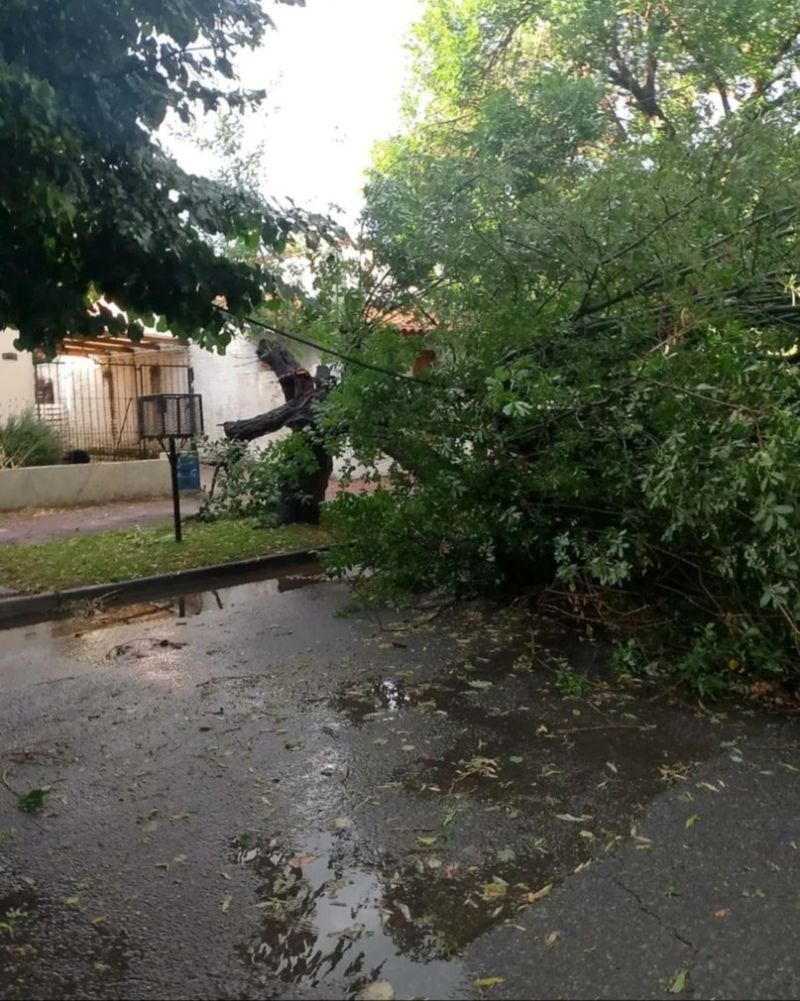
[0, 411, 62, 467]
[198, 432, 323, 524]
[0, 0, 311, 352]
[305, 0, 800, 692]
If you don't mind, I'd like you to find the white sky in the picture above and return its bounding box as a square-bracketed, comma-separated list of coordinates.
[167, 0, 422, 225]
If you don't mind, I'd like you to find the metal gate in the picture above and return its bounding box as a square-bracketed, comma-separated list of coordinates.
[34, 353, 192, 461]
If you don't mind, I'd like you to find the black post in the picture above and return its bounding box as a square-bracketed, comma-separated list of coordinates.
[168, 437, 182, 543]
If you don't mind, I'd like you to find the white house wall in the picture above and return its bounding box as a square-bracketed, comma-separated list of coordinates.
[189, 333, 393, 481]
[189, 333, 317, 448]
[0, 330, 35, 423]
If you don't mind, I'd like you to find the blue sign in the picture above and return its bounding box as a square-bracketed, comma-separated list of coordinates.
[176, 453, 201, 491]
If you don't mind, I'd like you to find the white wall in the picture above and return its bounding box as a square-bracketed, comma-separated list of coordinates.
[189, 333, 317, 448]
[0, 330, 35, 423]
[189, 333, 397, 480]
[0, 459, 172, 511]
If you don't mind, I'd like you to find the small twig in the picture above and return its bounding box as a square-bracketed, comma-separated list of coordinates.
[196, 674, 265, 686]
[371, 600, 455, 635]
[555, 723, 653, 735]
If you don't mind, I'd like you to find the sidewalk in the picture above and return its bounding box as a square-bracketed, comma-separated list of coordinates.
[0, 497, 202, 546]
[0, 478, 381, 546]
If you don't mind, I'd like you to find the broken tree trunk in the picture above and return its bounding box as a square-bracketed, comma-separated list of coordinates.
[222, 338, 333, 526]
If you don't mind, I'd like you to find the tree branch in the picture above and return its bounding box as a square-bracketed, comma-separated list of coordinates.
[608, 42, 674, 136]
[222, 390, 325, 441]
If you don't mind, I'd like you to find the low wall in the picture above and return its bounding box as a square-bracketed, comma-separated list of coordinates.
[0, 459, 172, 512]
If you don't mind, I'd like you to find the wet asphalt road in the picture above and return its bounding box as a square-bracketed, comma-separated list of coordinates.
[0, 576, 797, 1000]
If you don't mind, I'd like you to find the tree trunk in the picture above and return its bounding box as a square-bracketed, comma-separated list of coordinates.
[222, 338, 333, 526]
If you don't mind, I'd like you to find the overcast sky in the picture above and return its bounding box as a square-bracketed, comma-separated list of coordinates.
[166, 0, 422, 225]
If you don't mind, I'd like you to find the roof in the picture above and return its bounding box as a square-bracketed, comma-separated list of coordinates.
[366, 308, 435, 336]
[46, 334, 187, 359]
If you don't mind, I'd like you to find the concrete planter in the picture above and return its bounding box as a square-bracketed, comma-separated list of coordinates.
[0, 458, 172, 511]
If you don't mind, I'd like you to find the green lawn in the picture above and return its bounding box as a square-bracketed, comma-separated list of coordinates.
[0, 519, 331, 594]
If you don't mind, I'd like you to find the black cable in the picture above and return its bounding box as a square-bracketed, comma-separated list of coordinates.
[214, 306, 435, 386]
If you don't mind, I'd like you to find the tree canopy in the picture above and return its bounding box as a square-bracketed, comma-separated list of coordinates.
[0, 0, 308, 352]
[292, 0, 800, 693]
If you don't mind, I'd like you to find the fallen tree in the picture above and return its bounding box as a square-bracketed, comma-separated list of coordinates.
[222, 338, 333, 525]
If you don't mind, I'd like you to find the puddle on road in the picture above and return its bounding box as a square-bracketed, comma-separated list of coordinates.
[234, 833, 469, 1000]
[0, 567, 325, 645]
[334, 679, 460, 723]
[316, 620, 764, 999]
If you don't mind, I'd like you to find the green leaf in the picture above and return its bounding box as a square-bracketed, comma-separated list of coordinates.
[668, 970, 688, 994]
[17, 787, 52, 812]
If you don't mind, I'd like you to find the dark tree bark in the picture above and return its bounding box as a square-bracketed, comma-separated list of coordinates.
[222, 338, 333, 526]
[223, 391, 320, 440]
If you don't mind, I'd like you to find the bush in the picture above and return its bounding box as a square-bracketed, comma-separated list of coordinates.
[197, 432, 321, 524]
[0, 411, 62, 467]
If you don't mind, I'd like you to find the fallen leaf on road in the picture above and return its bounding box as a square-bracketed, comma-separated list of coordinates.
[334, 816, 353, 830]
[221, 895, 233, 913]
[496, 847, 516, 863]
[526, 883, 552, 904]
[474, 977, 505, 989]
[545, 930, 560, 948]
[467, 679, 493, 690]
[668, 969, 688, 994]
[356, 981, 395, 1001]
[288, 854, 315, 868]
[556, 813, 592, 823]
[481, 879, 508, 901]
[416, 835, 437, 847]
[17, 787, 52, 812]
[714, 908, 728, 918]
[395, 902, 412, 922]
[685, 814, 699, 829]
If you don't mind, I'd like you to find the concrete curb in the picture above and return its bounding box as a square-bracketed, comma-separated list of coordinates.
[0, 545, 331, 625]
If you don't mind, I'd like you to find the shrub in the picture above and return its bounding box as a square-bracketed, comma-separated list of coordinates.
[0, 411, 62, 467]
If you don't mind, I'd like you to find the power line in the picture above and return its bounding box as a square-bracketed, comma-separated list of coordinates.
[214, 306, 435, 386]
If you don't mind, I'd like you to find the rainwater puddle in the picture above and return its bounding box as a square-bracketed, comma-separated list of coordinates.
[0, 560, 325, 637]
[334, 679, 459, 723]
[0, 567, 327, 689]
[233, 833, 468, 1000]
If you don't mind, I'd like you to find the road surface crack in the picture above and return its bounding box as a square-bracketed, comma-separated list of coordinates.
[612, 875, 697, 952]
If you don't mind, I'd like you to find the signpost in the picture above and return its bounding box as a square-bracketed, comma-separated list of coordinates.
[137, 393, 204, 542]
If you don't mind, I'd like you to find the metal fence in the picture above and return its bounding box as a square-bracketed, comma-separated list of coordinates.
[34, 353, 192, 461]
